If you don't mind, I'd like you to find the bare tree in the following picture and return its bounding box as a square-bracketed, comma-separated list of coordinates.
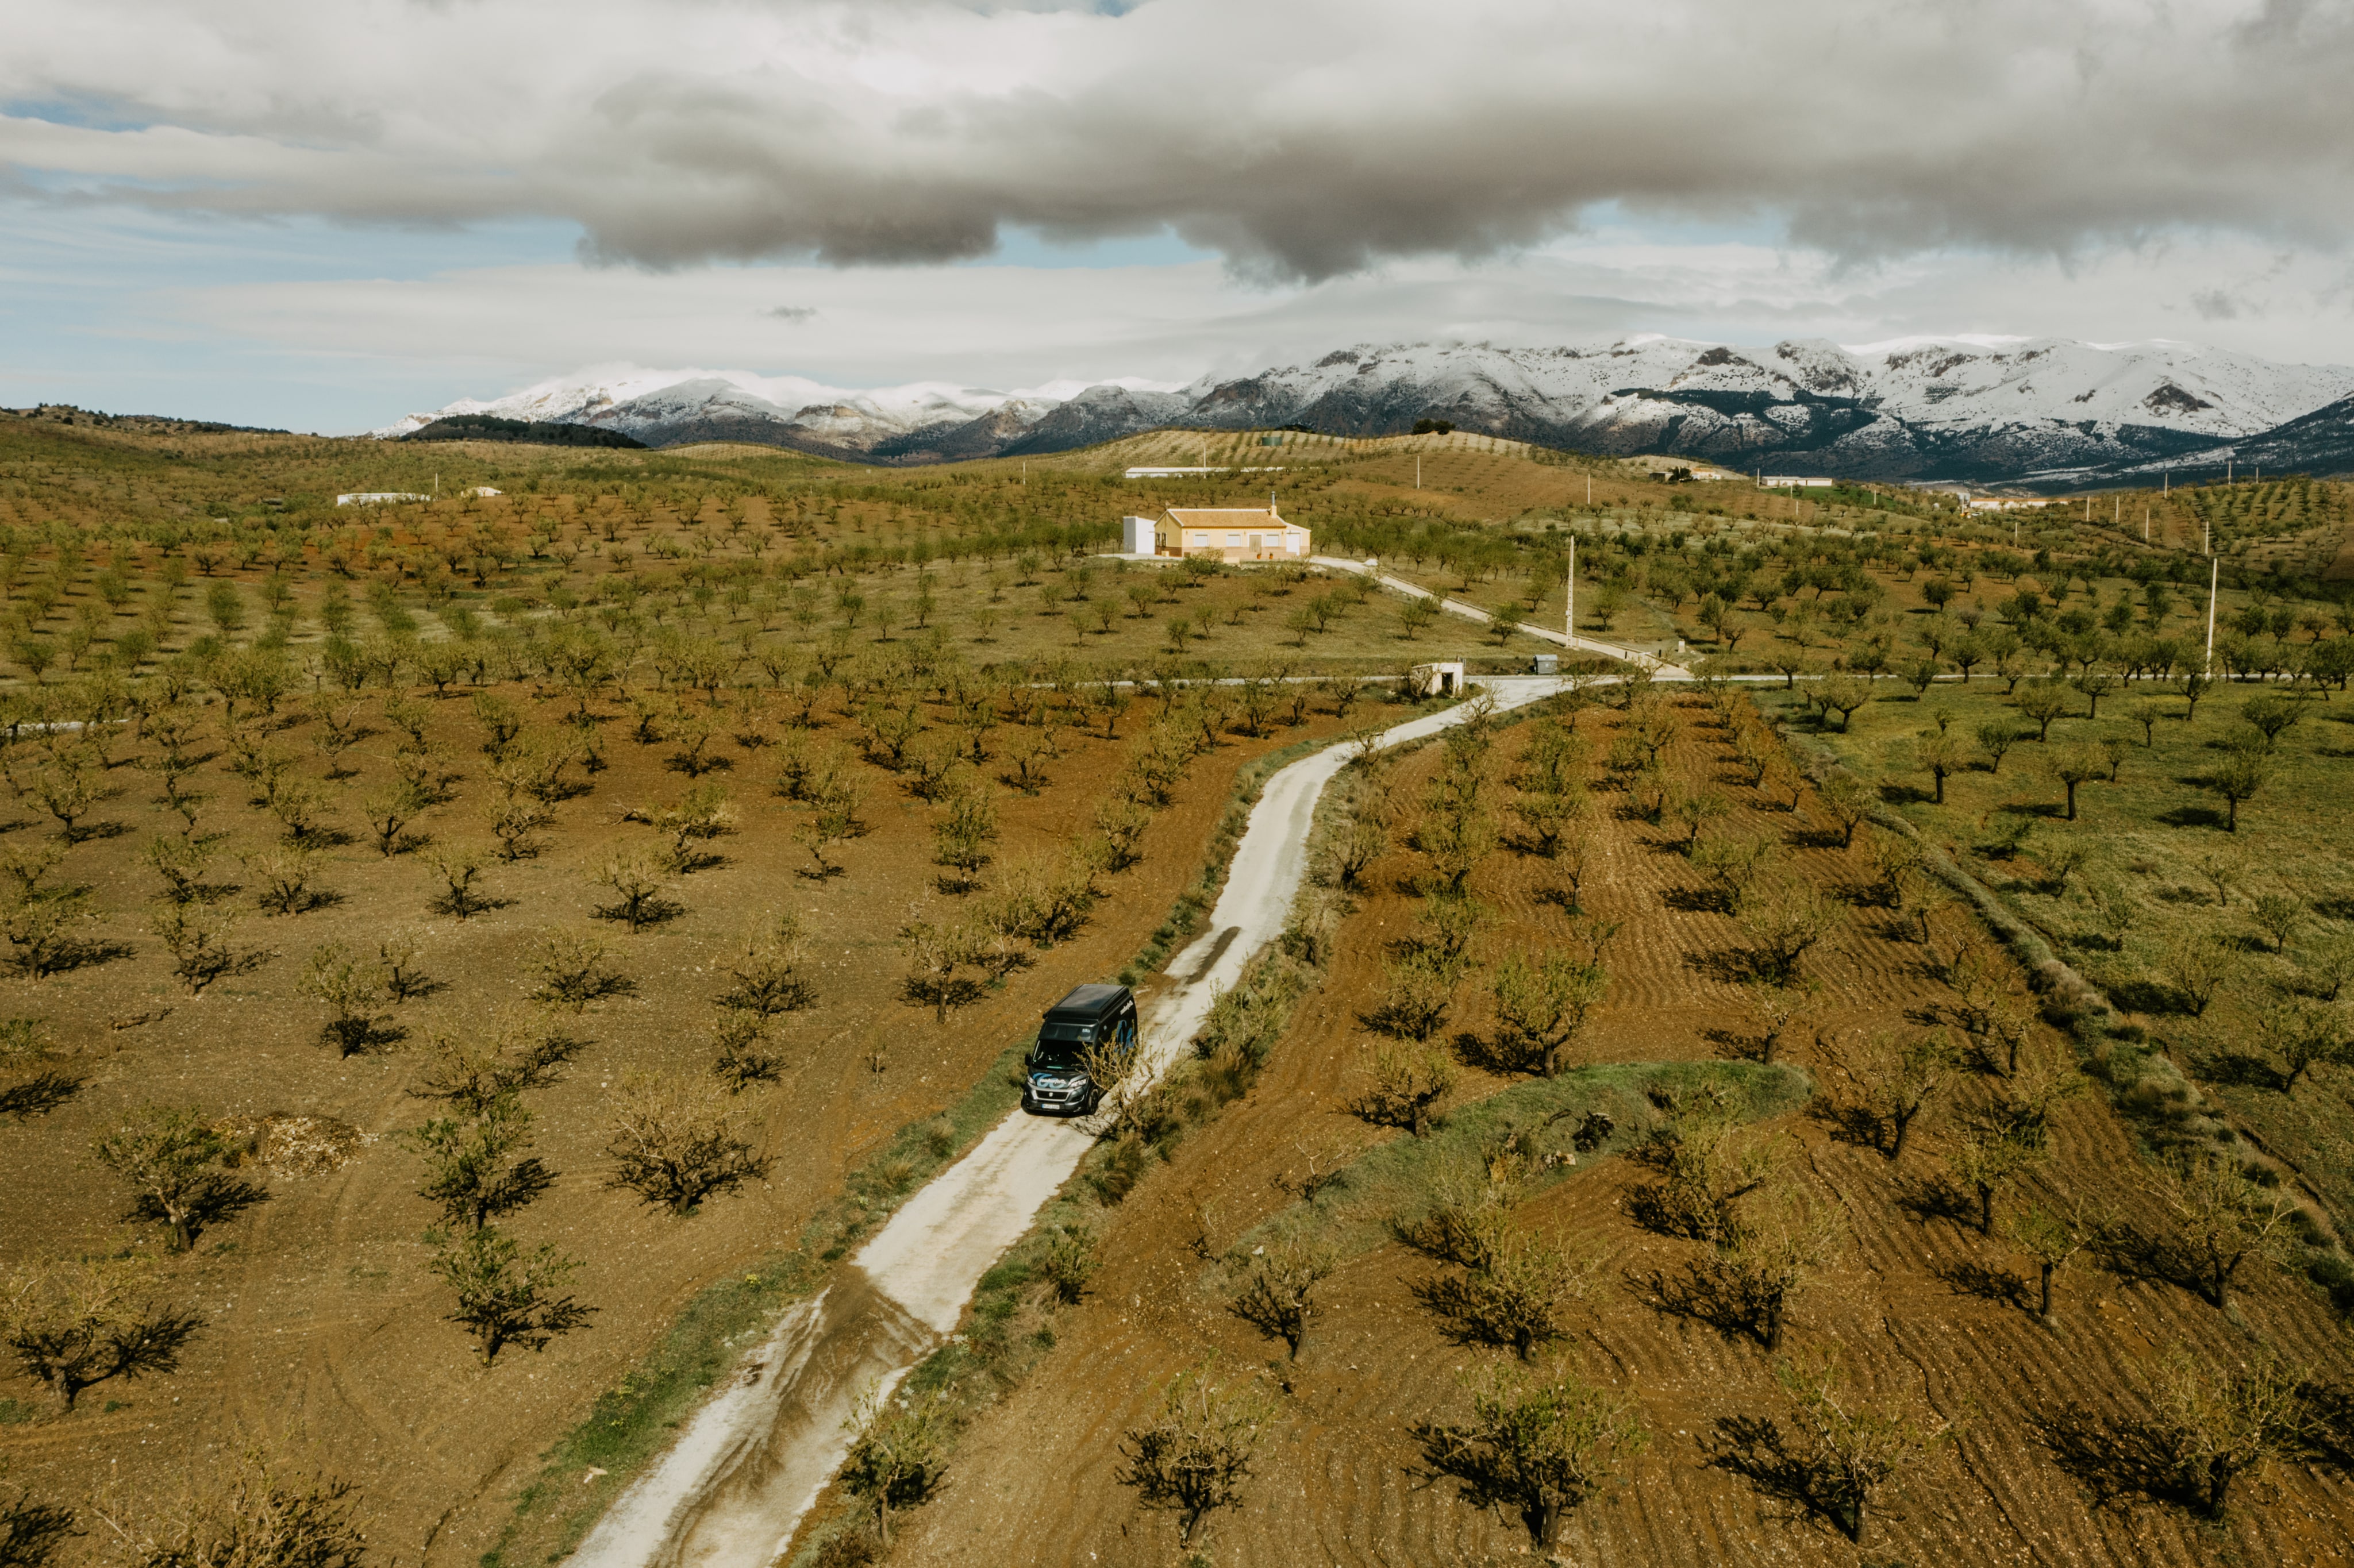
[1419, 1359, 1647, 1549]
[1854, 1029, 1960, 1159]
[91, 1107, 263, 1252]
[839, 1382, 953, 1548]
[604, 1073, 771, 1214]
[1488, 951, 1609, 1077]
[2144, 1344, 2316, 1517]
[2149, 1150, 2301, 1312]
[294, 943, 393, 1056]
[1, 1258, 201, 1411]
[1769, 1351, 1947, 1546]
[528, 930, 633, 1011]
[426, 845, 495, 919]
[110, 1447, 365, 1568]
[425, 1224, 594, 1365]
[1118, 1357, 1275, 1546]
[1228, 1238, 1338, 1361]
[408, 1093, 553, 1230]
[1349, 1038, 1456, 1136]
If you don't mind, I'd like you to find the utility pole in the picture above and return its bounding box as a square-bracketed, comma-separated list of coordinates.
[1416, 456, 1421, 490]
[2204, 555, 2219, 675]
[1566, 534, 1576, 644]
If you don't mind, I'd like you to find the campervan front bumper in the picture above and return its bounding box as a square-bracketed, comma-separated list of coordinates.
[1022, 1074, 1093, 1115]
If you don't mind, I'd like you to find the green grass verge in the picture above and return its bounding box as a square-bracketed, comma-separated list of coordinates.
[1233, 1060, 1814, 1263]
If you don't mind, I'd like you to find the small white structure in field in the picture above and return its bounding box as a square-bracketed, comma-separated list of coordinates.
[1759, 475, 1834, 488]
[468, 486, 502, 498]
[1120, 515, 1156, 554]
[1409, 661, 1467, 696]
[334, 492, 430, 506]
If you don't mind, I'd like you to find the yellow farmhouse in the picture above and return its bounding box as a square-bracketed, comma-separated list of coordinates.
[1151, 503, 1311, 562]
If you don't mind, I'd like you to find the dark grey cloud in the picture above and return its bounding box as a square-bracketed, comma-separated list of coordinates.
[4, 0, 2351, 281]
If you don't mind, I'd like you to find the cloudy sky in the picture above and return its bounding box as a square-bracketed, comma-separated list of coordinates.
[6, 0, 2353, 432]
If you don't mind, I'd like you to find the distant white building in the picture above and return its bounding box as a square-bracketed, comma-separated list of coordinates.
[1759, 475, 1835, 488]
[1153, 504, 1310, 561]
[335, 492, 431, 506]
[468, 486, 502, 498]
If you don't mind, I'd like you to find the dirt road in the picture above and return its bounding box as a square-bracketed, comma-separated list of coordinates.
[565, 677, 1568, 1568]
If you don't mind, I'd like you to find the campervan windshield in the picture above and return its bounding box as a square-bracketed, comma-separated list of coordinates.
[1033, 1020, 1095, 1072]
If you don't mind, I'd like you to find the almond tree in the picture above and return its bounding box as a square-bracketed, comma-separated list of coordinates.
[425, 1225, 593, 1366]
[1422, 1227, 1601, 1361]
[1855, 1028, 1960, 1159]
[604, 1073, 771, 1214]
[1118, 1357, 1275, 1546]
[2002, 1198, 2094, 1325]
[718, 913, 816, 1019]
[1710, 1179, 1845, 1350]
[0, 1477, 74, 1568]
[295, 942, 392, 1056]
[528, 930, 632, 1011]
[1771, 1351, 1947, 1546]
[588, 848, 675, 931]
[1, 1258, 202, 1411]
[91, 1107, 261, 1253]
[408, 1093, 553, 1231]
[1349, 1038, 1456, 1136]
[1489, 951, 1609, 1077]
[1420, 1359, 1647, 1549]
[2147, 1344, 2316, 1517]
[120, 1447, 366, 1568]
[2149, 1150, 2301, 1313]
[1228, 1238, 1337, 1361]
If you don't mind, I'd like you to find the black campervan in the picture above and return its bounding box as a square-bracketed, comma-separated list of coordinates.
[1022, 984, 1140, 1116]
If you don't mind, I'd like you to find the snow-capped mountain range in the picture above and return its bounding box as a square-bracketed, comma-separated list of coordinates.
[376, 337, 2354, 485]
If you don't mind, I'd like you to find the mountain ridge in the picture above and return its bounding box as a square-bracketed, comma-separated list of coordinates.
[377, 337, 2354, 486]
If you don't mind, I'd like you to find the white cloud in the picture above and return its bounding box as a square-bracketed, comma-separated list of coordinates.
[6, 0, 2353, 280]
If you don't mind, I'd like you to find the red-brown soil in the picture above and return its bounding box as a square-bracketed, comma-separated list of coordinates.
[0, 680, 1340, 1566]
[891, 692, 2354, 1567]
